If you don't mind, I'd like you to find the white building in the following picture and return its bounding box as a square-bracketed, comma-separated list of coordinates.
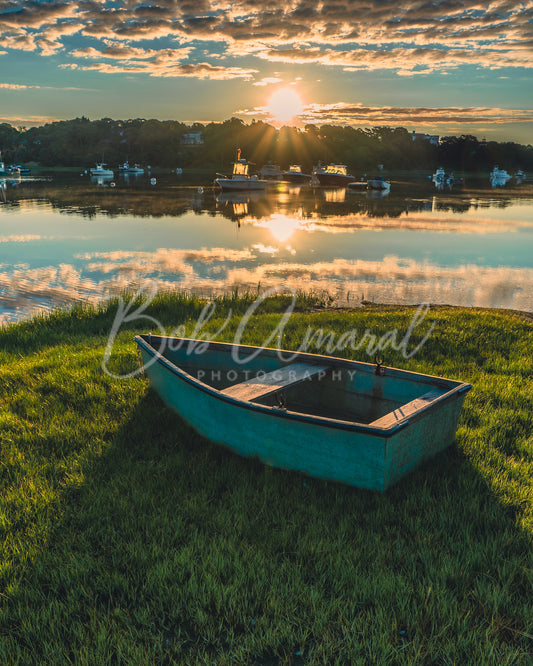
[180, 132, 203, 145]
[411, 132, 439, 147]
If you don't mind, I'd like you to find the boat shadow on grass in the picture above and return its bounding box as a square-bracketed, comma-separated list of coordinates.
[2, 386, 532, 664]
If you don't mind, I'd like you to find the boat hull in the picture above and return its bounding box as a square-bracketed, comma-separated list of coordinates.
[315, 173, 355, 187]
[367, 179, 390, 191]
[90, 169, 113, 177]
[282, 172, 313, 184]
[135, 336, 471, 491]
[215, 178, 267, 191]
[347, 181, 367, 190]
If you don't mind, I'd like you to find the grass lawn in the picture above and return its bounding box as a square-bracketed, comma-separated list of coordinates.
[0, 293, 531, 664]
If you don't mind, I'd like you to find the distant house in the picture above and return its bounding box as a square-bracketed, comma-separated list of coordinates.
[411, 131, 439, 147]
[180, 132, 203, 145]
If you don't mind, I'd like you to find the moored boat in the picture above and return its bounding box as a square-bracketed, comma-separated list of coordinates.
[215, 151, 268, 191]
[490, 166, 511, 187]
[119, 161, 144, 174]
[347, 179, 368, 190]
[9, 164, 31, 176]
[367, 176, 391, 191]
[432, 168, 456, 189]
[313, 163, 355, 187]
[90, 162, 114, 177]
[431, 167, 446, 185]
[259, 162, 283, 181]
[135, 335, 472, 491]
[282, 164, 313, 184]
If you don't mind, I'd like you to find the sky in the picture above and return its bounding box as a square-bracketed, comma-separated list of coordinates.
[0, 0, 532, 142]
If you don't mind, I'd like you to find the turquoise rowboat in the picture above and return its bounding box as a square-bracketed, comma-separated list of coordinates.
[135, 335, 472, 491]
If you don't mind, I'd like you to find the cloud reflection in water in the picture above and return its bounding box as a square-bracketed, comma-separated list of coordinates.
[1, 182, 532, 324]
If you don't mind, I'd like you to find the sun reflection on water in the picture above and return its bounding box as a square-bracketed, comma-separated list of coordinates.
[252, 214, 304, 243]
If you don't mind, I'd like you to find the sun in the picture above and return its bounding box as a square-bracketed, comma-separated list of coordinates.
[266, 87, 303, 123]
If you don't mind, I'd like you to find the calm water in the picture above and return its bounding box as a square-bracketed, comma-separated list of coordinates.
[1, 171, 532, 324]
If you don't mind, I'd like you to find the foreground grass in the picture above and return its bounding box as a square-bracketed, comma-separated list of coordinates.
[0, 293, 532, 664]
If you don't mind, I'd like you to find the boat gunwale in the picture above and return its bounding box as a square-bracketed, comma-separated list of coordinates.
[135, 335, 472, 437]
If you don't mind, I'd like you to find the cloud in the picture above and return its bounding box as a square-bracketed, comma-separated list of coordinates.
[0, 82, 94, 91]
[62, 59, 257, 79]
[0, 82, 31, 89]
[303, 103, 533, 126]
[256, 44, 533, 75]
[0, 1, 76, 28]
[0, 234, 49, 243]
[253, 76, 284, 86]
[237, 101, 533, 128]
[61, 41, 257, 78]
[0, 114, 62, 127]
[0, 1, 531, 80]
[70, 43, 193, 61]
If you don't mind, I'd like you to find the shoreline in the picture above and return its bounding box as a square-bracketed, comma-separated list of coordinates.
[2, 291, 533, 331]
[2, 292, 533, 331]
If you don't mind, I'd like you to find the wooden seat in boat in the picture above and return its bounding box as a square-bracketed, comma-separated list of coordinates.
[369, 389, 445, 427]
[221, 362, 330, 402]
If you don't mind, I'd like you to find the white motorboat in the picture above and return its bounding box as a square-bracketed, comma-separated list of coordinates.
[490, 166, 511, 187]
[0, 158, 8, 176]
[282, 165, 313, 184]
[259, 162, 283, 180]
[9, 165, 31, 176]
[432, 167, 455, 189]
[367, 176, 391, 191]
[515, 170, 526, 183]
[215, 151, 268, 191]
[432, 167, 446, 184]
[119, 161, 144, 174]
[90, 163, 114, 177]
[347, 179, 368, 191]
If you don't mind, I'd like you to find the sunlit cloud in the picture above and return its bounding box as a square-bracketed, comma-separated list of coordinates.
[61, 57, 257, 79]
[236, 101, 533, 128]
[0, 234, 50, 243]
[253, 76, 284, 87]
[0, 114, 62, 127]
[256, 45, 533, 75]
[0, 1, 76, 29]
[299, 104, 533, 126]
[0, 82, 95, 91]
[0, 1, 531, 81]
[0, 83, 33, 89]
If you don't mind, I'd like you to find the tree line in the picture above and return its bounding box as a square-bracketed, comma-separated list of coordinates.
[1, 116, 532, 173]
